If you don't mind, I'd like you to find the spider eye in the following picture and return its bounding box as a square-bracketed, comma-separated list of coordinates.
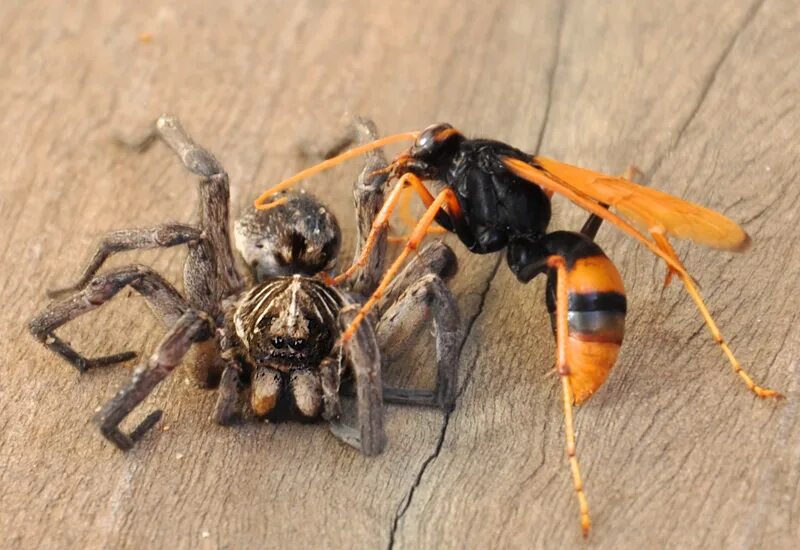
[271, 336, 285, 348]
[290, 338, 306, 350]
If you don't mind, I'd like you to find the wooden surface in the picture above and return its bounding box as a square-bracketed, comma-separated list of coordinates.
[2, 1, 798, 548]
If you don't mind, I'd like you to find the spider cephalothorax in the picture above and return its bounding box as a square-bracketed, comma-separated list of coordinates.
[30, 115, 462, 454]
[232, 274, 346, 419]
[235, 275, 341, 369]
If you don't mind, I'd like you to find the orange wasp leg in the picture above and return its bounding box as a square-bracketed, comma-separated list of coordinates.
[548, 255, 592, 538]
[340, 188, 461, 344]
[649, 229, 782, 399]
[333, 173, 440, 286]
[388, 185, 449, 243]
[253, 132, 419, 210]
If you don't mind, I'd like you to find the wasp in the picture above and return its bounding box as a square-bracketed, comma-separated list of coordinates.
[253, 122, 782, 536]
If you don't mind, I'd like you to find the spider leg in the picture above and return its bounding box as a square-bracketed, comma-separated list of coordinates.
[117, 114, 245, 307]
[29, 265, 188, 372]
[319, 354, 343, 422]
[95, 309, 214, 451]
[213, 364, 243, 425]
[329, 306, 386, 456]
[47, 224, 201, 298]
[340, 188, 461, 344]
[332, 173, 443, 287]
[377, 273, 461, 411]
[374, 242, 461, 411]
[375, 240, 458, 314]
[349, 117, 390, 296]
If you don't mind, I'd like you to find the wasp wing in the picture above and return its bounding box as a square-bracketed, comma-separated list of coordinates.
[501, 157, 705, 280]
[520, 156, 751, 252]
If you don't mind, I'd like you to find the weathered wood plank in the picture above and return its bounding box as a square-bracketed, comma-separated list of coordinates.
[1, 1, 797, 549]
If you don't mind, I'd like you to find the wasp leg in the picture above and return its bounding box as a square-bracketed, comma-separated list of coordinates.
[95, 310, 213, 451]
[650, 230, 781, 398]
[547, 255, 592, 537]
[47, 224, 201, 298]
[29, 266, 188, 372]
[333, 173, 450, 286]
[329, 307, 386, 456]
[340, 188, 462, 345]
[388, 185, 450, 244]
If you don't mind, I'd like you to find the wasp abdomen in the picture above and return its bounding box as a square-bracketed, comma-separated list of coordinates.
[546, 239, 627, 404]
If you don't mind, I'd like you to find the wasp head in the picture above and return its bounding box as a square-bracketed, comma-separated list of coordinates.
[391, 123, 464, 180]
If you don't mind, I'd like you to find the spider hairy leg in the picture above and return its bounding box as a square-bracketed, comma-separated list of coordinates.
[376, 271, 461, 411]
[29, 266, 188, 372]
[328, 306, 385, 456]
[116, 115, 223, 177]
[333, 172, 434, 286]
[340, 170, 446, 289]
[47, 224, 201, 299]
[349, 117, 391, 296]
[95, 309, 214, 451]
[213, 365, 242, 425]
[117, 114, 244, 300]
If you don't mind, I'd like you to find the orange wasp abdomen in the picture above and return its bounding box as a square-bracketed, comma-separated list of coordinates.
[545, 234, 626, 404]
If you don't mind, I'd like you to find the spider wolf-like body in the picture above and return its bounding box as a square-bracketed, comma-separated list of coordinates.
[29, 116, 461, 455]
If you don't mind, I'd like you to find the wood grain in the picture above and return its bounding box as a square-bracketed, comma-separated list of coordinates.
[1, 1, 798, 548]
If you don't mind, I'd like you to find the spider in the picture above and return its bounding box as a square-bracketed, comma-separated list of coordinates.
[29, 116, 461, 455]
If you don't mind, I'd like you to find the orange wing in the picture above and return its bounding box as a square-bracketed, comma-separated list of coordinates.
[503, 156, 751, 252]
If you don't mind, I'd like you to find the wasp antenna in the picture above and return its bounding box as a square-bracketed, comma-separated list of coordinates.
[254, 131, 419, 210]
